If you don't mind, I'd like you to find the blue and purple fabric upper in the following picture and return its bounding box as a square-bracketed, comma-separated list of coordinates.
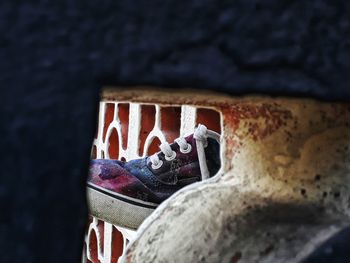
[88, 134, 220, 204]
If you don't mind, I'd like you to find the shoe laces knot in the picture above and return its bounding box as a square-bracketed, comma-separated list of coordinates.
[194, 124, 208, 146]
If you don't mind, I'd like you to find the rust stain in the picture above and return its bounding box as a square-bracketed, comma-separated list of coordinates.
[222, 103, 293, 141]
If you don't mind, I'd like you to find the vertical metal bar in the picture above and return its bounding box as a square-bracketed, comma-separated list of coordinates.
[96, 102, 106, 159]
[126, 103, 141, 160]
[103, 223, 113, 263]
[180, 105, 197, 136]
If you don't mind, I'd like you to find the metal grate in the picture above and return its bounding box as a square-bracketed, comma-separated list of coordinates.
[83, 100, 221, 263]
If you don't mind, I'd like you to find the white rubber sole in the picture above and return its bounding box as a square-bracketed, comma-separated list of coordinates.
[86, 183, 158, 230]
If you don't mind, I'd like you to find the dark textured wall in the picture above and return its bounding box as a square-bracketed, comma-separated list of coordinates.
[1, 1, 350, 262]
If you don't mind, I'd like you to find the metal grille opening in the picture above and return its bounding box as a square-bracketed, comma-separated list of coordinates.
[83, 88, 222, 263]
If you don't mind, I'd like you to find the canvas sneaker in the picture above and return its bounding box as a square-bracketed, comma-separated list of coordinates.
[86, 124, 220, 229]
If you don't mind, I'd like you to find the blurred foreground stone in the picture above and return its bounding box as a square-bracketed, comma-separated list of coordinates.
[124, 95, 350, 263]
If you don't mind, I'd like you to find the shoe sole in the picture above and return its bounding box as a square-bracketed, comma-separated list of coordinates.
[86, 182, 158, 230]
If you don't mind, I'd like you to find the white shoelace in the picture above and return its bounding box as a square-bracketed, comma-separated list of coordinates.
[149, 124, 220, 180]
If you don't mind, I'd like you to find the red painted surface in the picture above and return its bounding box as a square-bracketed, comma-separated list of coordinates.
[139, 105, 156, 156]
[197, 108, 221, 134]
[118, 104, 129, 150]
[160, 106, 181, 142]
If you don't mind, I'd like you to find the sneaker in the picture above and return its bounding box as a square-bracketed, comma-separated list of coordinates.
[86, 124, 220, 229]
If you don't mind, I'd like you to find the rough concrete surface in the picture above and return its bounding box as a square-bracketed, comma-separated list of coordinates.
[123, 98, 350, 263]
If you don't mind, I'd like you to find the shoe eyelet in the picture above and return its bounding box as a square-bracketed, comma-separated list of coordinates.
[165, 150, 176, 161]
[151, 160, 163, 170]
[180, 143, 192, 154]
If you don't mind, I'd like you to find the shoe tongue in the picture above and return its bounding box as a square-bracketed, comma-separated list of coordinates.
[173, 134, 198, 160]
[147, 133, 220, 184]
[147, 134, 199, 176]
[160, 134, 196, 157]
[162, 134, 217, 163]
